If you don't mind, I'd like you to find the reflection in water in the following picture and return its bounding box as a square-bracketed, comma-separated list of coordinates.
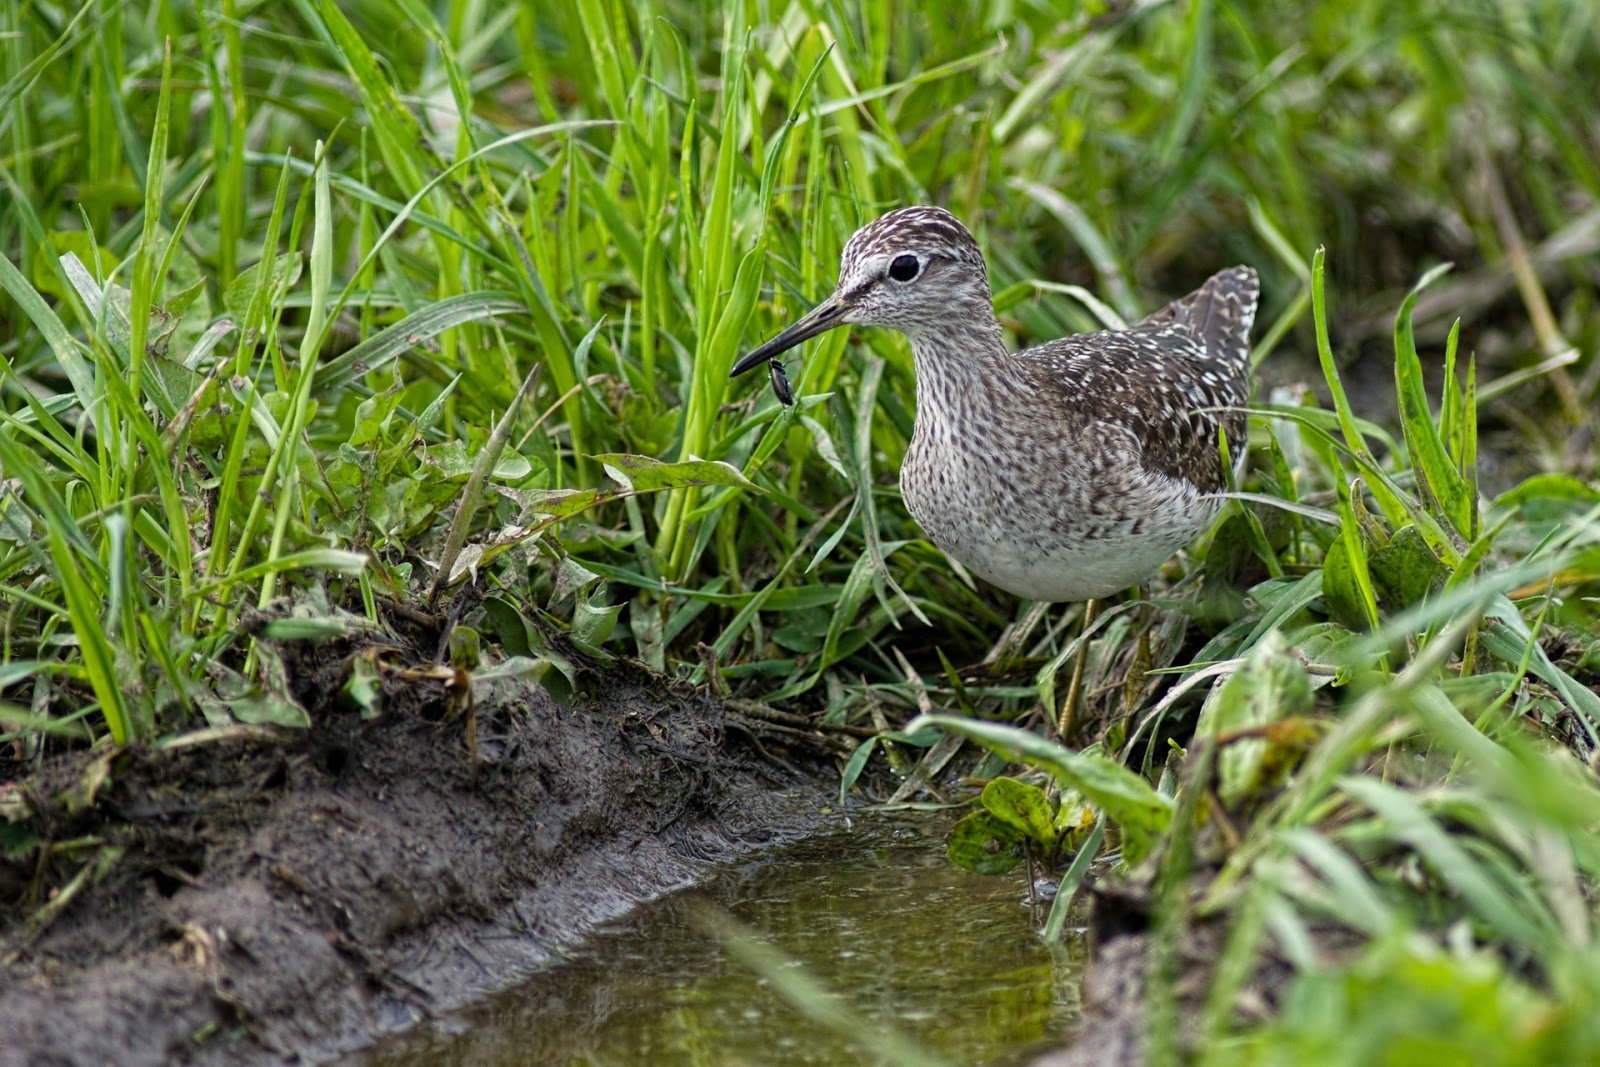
[353, 816, 1083, 1066]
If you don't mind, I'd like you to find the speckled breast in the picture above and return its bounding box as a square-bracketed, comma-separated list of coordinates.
[898, 418, 1220, 603]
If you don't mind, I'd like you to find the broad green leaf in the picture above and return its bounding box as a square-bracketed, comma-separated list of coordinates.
[908, 714, 1173, 864]
[475, 653, 578, 705]
[552, 557, 605, 602]
[980, 776, 1058, 847]
[33, 231, 116, 302]
[1198, 630, 1315, 806]
[423, 439, 532, 481]
[0, 819, 41, 857]
[572, 591, 624, 650]
[1319, 539, 1369, 631]
[482, 595, 534, 658]
[1369, 524, 1446, 610]
[595, 453, 758, 493]
[946, 810, 1025, 875]
[227, 690, 312, 728]
[443, 524, 548, 584]
[140, 351, 205, 421]
[507, 487, 607, 522]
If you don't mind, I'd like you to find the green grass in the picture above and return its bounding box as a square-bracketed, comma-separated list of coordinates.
[3, 0, 1600, 1060]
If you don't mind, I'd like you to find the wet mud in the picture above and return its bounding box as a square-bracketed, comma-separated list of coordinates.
[0, 630, 835, 1066]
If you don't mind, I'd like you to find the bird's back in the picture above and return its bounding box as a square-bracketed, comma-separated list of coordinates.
[1135, 265, 1259, 380]
[1009, 266, 1259, 492]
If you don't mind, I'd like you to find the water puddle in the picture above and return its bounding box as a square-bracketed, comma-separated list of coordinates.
[352, 814, 1083, 1066]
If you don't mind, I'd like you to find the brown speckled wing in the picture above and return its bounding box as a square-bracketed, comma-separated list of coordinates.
[1022, 267, 1259, 491]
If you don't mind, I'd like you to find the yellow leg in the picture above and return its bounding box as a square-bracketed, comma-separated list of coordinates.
[1056, 598, 1099, 744]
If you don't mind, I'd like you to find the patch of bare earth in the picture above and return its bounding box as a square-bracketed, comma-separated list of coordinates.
[0, 632, 835, 1066]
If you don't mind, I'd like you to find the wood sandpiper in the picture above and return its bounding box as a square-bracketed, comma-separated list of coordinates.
[731, 205, 1259, 607]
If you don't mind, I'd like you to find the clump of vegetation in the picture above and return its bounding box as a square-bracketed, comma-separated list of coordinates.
[3, 0, 1598, 1060]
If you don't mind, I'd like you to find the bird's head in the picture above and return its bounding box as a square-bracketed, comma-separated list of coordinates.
[730, 206, 992, 383]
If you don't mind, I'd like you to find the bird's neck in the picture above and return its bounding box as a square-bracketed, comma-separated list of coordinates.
[905, 313, 1012, 435]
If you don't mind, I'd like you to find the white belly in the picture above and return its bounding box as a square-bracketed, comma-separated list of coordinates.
[900, 451, 1220, 602]
[946, 520, 1204, 601]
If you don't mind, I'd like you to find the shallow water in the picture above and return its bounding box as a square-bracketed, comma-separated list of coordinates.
[353, 815, 1083, 1066]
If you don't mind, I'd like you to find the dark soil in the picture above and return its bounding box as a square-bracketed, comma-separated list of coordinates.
[0, 630, 837, 1067]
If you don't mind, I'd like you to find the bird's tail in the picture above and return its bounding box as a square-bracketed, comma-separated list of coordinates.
[1139, 266, 1259, 373]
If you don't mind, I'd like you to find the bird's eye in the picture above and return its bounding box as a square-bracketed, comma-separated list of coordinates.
[887, 254, 921, 282]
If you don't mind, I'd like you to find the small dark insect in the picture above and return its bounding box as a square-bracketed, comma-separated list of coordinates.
[767, 359, 794, 406]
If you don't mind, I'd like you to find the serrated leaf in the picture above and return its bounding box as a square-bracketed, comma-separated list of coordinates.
[552, 557, 605, 602]
[140, 351, 205, 420]
[443, 523, 545, 585]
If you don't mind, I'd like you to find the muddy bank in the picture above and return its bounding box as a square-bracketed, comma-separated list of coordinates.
[0, 633, 838, 1067]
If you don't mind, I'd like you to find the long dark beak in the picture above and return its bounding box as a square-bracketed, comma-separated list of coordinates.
[729, 298, 847, 377]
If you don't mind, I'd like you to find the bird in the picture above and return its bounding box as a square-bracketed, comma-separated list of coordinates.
[731, 206, 1259, 611]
